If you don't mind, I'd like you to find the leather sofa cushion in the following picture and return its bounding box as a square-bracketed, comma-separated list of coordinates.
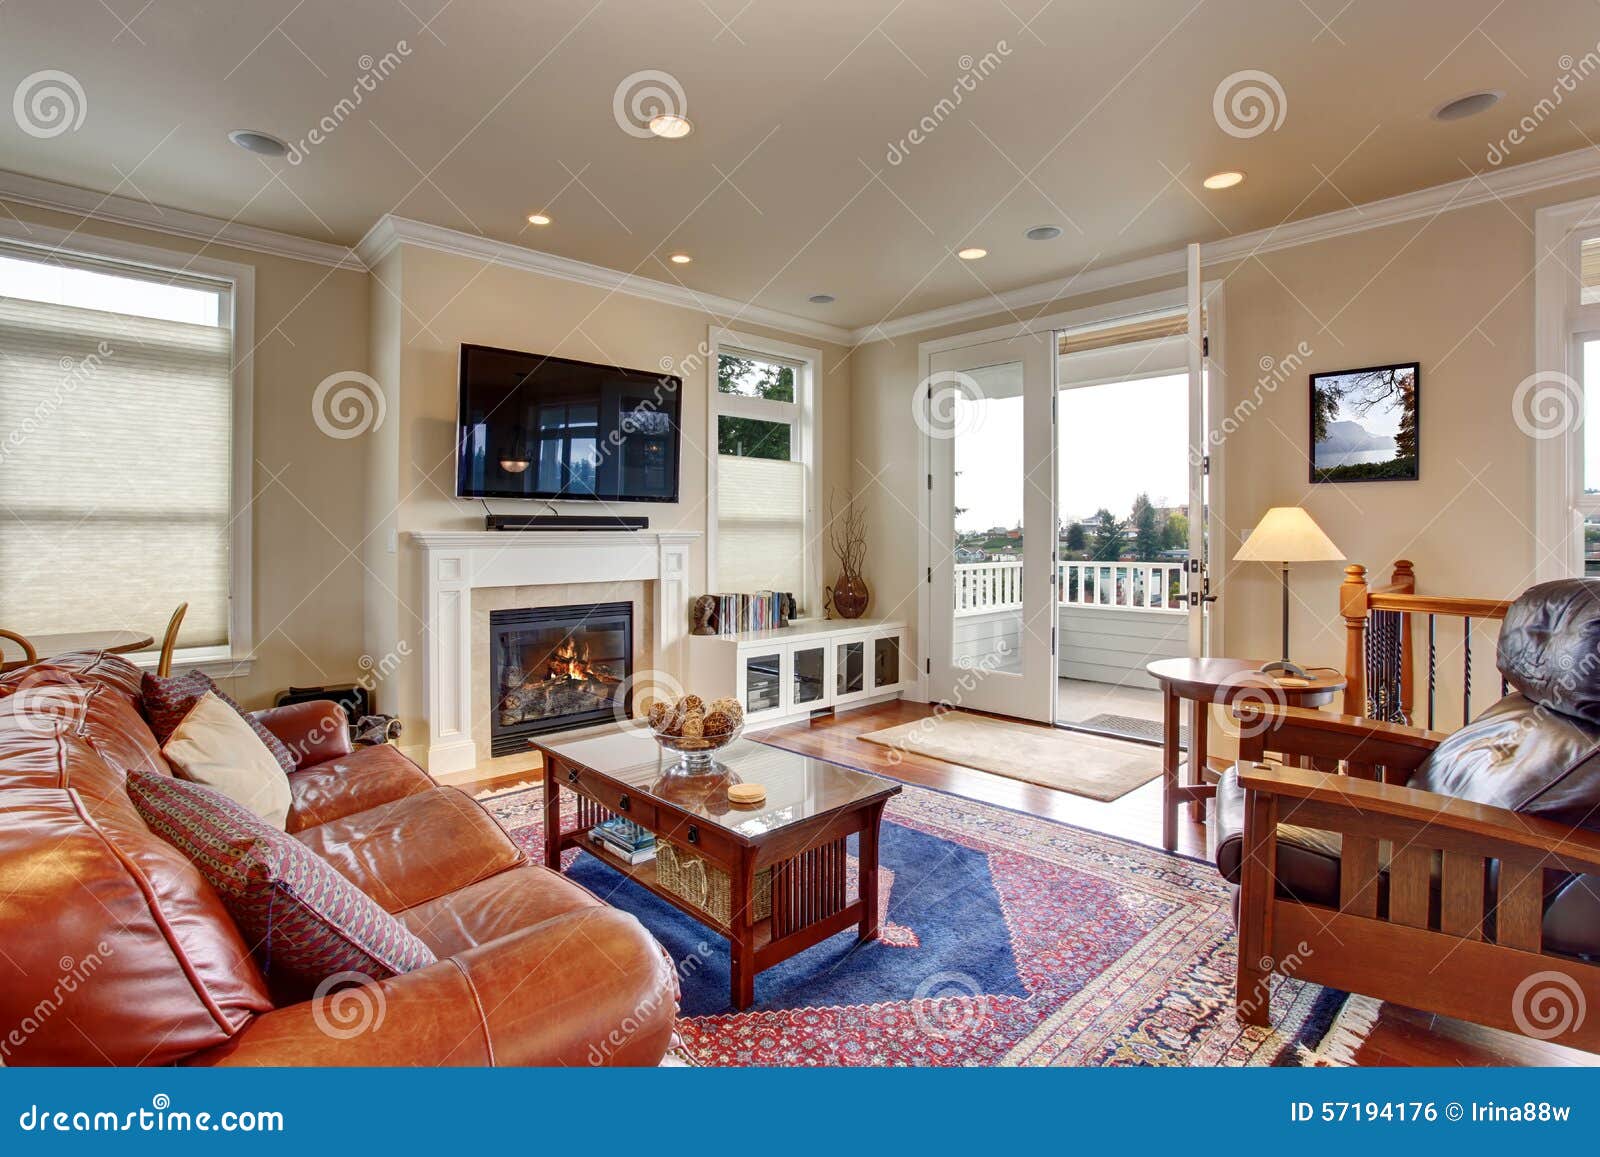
[286, 743, 433, 833]
[1496, 578, 1600, 724]
[188, 907, 679, 1067]
[399, 863, 603, 957]
[0, 786, 272, 1065]
[0, 650, 144, 704]
[293, 787, 527, 914]
[128, 769, 436, 992]
[1408, 692, 1600, 833]
[142, 671, 297, 774]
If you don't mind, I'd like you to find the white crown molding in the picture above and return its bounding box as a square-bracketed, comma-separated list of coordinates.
[849, 248, 1187, 344]
[357, 214, 856, 345]
[851, 145, 1600, 345]
[0, 168, 364, 270]
[9, 142, 1600, 345]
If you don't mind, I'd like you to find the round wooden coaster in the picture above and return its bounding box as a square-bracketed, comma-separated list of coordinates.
[727, 783, 766, 805]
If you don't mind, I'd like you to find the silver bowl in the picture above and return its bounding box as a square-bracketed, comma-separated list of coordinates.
[651, 719, 743, 775]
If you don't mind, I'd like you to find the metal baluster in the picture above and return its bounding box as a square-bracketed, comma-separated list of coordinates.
[1463, 616, 1473, 725]
[1427, 614, 1437, 731]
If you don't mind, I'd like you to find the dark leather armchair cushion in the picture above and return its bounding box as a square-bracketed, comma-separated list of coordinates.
[1406, 692, 1600, 833]
[1496, 578, 1600, 725]
[1214, 764, 1349, 907]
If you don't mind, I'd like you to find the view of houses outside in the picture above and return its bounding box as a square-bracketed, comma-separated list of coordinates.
[953, 374, 1191, 578]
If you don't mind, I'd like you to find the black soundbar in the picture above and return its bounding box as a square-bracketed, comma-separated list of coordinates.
[485, 514, 649, 532]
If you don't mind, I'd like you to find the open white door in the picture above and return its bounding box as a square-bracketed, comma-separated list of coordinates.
[924, 333, 1056, 722]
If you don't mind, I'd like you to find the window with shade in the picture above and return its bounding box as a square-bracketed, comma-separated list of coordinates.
[0, 244, 238, 661]
[714, 348, 811, 607]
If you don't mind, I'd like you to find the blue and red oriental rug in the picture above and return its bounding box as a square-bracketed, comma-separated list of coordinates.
[489, 780, 1374, 1066]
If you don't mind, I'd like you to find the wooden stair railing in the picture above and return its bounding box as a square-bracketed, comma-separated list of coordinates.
[1339, 560, 1513, 728]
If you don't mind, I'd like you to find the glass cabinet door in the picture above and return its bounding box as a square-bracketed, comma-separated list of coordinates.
[872, 635, 901, 690]
[835, 640, 865, 698]
[791, 644, 826, 707]
[744, 651, 783, 714]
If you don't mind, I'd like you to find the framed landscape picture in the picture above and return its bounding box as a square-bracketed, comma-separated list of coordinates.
[1309, 362, 1419, 483]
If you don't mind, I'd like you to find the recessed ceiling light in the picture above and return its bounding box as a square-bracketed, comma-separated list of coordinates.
[668, 252, 692, 264]
[228, 129, 289, 157]
[808, 293, 836, 304]
[526, 213, 552, 226]
[957, 247, 987, 260]
[648, 114, 693, 139]
[1203, 171, 1245, 190]
[1432, 90, 1503, 121]
[1025, 225, 1062, 241]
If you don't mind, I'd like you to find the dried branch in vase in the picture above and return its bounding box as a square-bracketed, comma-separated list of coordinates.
[828, 489, 867, 578]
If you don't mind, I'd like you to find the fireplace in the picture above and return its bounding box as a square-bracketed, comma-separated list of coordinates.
[489, 602, 633, 754]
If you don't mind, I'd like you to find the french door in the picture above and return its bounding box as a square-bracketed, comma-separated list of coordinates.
[924, 333, 1057, 722]
[923, 281, 1216, 728]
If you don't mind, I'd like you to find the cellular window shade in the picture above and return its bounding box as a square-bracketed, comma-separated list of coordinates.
[0, 296, 232, 648]
[1582, 236, 1600, 304]
[716, 454, 806, 597]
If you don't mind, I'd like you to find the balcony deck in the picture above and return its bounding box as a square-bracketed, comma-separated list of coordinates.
[1056, 677, 1166, 739]
[953, 560, 1190, 701]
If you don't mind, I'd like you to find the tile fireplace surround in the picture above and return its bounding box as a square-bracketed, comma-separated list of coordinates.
[409, 530, 698, 773]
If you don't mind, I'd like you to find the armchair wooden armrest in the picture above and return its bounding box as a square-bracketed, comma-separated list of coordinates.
[1235, 702, 1448, 776]
[1238, 762, 1600, 876]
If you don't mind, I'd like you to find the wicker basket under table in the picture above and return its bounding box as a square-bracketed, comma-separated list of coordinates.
[656, 839, 771, 926]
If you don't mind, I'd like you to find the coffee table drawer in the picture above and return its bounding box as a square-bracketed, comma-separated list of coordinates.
[561, 764, 658, 829]
[654, 811, 740, 864]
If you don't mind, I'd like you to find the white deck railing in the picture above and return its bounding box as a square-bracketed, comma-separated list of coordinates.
[954, 560, 1188, 615]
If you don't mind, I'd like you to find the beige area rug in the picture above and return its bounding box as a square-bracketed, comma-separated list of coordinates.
[858, 709, 1161, 801]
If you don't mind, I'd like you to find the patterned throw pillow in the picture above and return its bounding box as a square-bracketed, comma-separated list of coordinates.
[127, 768, 437, 985]
[142, 671, 298, 774]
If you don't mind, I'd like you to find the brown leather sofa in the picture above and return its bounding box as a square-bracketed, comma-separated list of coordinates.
[0, 652, 678, 1066]
[1211, 578, 1600, 1051]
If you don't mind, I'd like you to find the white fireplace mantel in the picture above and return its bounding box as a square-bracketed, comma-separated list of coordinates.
[408, 529, 699, 773]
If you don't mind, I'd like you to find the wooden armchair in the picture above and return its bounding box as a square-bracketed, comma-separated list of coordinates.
[1218, 577, 1600, 1054]
[1230, 707, 1600, 1052]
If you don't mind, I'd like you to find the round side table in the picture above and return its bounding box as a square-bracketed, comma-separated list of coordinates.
[1145, 657, 1346, 852]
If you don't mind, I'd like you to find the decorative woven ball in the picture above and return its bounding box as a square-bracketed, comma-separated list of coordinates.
[680, 712, 705, 739]
[677, 693, 705, 715]
[702, 710, 733, 737]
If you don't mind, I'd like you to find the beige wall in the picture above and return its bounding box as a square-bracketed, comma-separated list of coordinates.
[0, 199, 371, 710]
[376, 242, 855, 752]
[853, 177, 1600, 730]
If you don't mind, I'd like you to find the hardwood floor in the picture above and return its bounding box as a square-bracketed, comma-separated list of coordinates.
[460, 699, 1594, 1067]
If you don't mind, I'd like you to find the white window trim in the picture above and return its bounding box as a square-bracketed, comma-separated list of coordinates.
[705, 326, 821, 618]
[1533, 194, 1600, 582]
[0, 218, 255, 676]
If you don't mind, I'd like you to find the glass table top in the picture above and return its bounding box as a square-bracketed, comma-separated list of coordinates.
[537, 730, 900, 840]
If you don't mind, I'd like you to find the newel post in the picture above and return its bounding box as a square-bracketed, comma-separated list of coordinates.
[1390, 559, 1415, 717]
[1339, 564, 1369, 717]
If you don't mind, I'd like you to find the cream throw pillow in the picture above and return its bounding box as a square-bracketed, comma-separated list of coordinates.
[160, 691, 293, 830]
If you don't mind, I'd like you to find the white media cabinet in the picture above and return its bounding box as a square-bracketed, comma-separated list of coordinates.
[685, 619, 908, 731]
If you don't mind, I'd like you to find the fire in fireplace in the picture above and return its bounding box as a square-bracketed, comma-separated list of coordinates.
[489, 602, 633, 754]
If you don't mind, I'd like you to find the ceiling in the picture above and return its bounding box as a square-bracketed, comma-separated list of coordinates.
[5, 0, 1600, 329]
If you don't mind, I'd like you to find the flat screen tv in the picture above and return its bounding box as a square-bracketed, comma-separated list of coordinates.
[455, 344, 682, 503]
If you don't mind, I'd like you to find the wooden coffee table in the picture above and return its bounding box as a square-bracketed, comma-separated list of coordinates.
[1146, 657, 1345, 852]
[536, 730, 902, 1010]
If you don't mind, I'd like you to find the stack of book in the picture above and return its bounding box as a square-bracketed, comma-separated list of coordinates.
[589, 816, 657, 865]
[710, 591, 792, 635]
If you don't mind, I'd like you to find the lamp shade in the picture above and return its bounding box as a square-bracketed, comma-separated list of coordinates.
[1234, 507, 1345, 563]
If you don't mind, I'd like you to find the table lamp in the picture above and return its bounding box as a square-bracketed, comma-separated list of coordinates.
[1233, 506, 1345, 679]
